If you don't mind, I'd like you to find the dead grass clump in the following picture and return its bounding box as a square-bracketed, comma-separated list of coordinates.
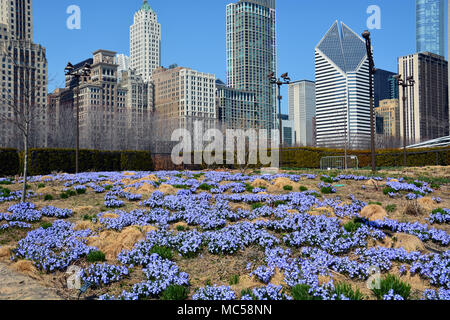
[272, 177, 296, 188]
[38, 187, 59, 194]
[73, 206, 95, 215]
[137, 184, 155, 194]
[270, 268, 286, 286]
[87, 226, 145, 261]
[417, 197, 435, 211]
[40, 176, 53, 181]
[142, 225, 158, 234]
[0, 246, 13, 259]
[229, 202, 251, 212]
[159, 184, 177, 195]
[231, 275, 261, 297]
[123, 172, 137, 176]
[393, 233, 425, 252]
[364, 179, 379, 190]
[360, 205, 387, 222]
[12, 260, 39, 278]
[403, 201, 426, 217]
[139, 175, 158, 182]
[73, 221, 95, 231]
[250, 179, 271, 189]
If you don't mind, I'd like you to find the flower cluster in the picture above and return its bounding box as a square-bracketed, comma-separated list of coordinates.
[428, 208, 450, 225]
[193, 285, 236, 300]
[40, 206, 73, 218]
[13, 220, 94, 272]
[423, 288, 450, 300]
[383, 289, 405, 300]
[242, 284, 292, 300]
[81, 263, 129, 288]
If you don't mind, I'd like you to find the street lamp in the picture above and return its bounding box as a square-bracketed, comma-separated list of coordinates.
[362, 30, 377, 172]
[65, 62, 92, 174]
[268, 72, 290, 169]
[393, 74, 415, 167]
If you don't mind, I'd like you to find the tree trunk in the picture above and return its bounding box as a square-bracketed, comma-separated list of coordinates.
[21, 123, 29, 203]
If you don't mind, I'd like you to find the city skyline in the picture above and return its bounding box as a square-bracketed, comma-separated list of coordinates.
[33, 0, 439, 114]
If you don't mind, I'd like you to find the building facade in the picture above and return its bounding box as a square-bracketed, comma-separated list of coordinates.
[416, 0, 445, 56]
[226, 0, 277, 132]
[375, 99, 400, 138]
[116, 54, 130, 81]
[288, 80, 316, 146]
[315, 21, 371, 149]
[216, 79, 258, 130]
[152, 66, 217, 145]
[374, 69, 397, 108]
[398, 52, 449, 144]
[278, 114, 295, 146]
[0, 0, 48, 149]
[130, 0, 161, 82]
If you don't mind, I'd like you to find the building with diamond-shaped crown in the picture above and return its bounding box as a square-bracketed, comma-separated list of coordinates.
[315, 21, 371, 149]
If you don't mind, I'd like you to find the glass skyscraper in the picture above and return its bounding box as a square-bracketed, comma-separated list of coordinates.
[416, 0, 445, 56]
[226, 0, 277, 131]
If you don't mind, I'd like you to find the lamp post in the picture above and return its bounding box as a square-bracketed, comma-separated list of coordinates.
[362, 30, 377, 172]
[65, 62, 92, 174]
[393, 74, 415, 167]
[268, 72, 290, 169]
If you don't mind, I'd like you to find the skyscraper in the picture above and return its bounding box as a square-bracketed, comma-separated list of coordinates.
[130, 0, 161, 82]
[288, 80, 316, 146]
[315, 21, 371, 149]
[226, 0, 277, 131]
[0, 0, 48, 148]
[416, 0, 445, 56]
[374, 69, 397, 108]
[398, 52, 449, 144]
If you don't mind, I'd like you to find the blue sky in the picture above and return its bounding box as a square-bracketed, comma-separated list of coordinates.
[34, 0, 447, 114]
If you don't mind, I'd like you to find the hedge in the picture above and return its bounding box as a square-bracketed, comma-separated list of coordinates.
[0, 148, 19, 176]
[281, 147, 450, 169]
[0, 148, 154, 176]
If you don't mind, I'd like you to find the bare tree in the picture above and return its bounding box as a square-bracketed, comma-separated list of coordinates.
[0, 41, 48, 202]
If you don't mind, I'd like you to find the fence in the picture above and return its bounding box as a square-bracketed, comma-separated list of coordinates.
[320, 156, 359, 170]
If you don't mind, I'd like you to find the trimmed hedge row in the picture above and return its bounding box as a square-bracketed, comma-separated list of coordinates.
[282, 147, 450, 169]
[1, 148, 154, 176]
[0, 148, 19, 176]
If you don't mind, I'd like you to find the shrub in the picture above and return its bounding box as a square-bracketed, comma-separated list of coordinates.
[321, 176, 334, 183]
[372, 274, 411, 300]
[369, 201, 382, 206]
[120, 151, 154, 171]
[44, 194, 54, 201]
[229, 275, 240, 286]
[404, 201, 426, 216]
[199, 184, 212, 191]
[149, 245, 173, 260]
[343, 220, 362, 233]
[245, 184, 254, 192]
[76, 188, 86, 195]
[0, 187, 11, 197]
[86, 250, 106, 263]
[37, 183, 46, 189]
[40, 222, 53, 230]
[161, 285, 189, 300]
[333, 283, 364, 300]
[385, 204, 397, 213]
[0, 148, 19, 176]
[283, 185, 293, 191]
[176, 225, 187, 232]
[0, 179, 12, 185]
[273, 200, 287, 207]
[383, 187, 396, 195]
[299, 186, 308, 192]
[60, 192, 69, 199]
[321, 186, 334, 194]
[104, 185, 113, 191]
[252, 202, 264, 210]
[291, 284, 322, 300]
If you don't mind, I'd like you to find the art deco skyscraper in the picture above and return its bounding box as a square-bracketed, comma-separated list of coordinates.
[315, 21, 371, 149]
[416, 0, 445, 56]
[226, 0, 277, 131]
[130, 0, 161, 82]
[0, 0, 48, 148]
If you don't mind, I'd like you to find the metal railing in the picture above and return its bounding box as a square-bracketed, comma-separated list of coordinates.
[320, 156, 359, 170]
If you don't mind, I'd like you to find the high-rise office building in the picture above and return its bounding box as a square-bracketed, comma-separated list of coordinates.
[398, 52, 449, 144]
[375, 99, 400, 139]
[278, 114, 295, 146]
[152, 65, 217, 144]
[288, 80, 316, 146]
[130, 0, 161, 82]
[374, 69, 397, 108]
[416, 0, 445, 56]
[315, 21, 371, 149]
[0, 0, 48, 148]
[116, 54, 130, 81]
[216, 79, 258, 130]
[226, 0, 277, 131]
